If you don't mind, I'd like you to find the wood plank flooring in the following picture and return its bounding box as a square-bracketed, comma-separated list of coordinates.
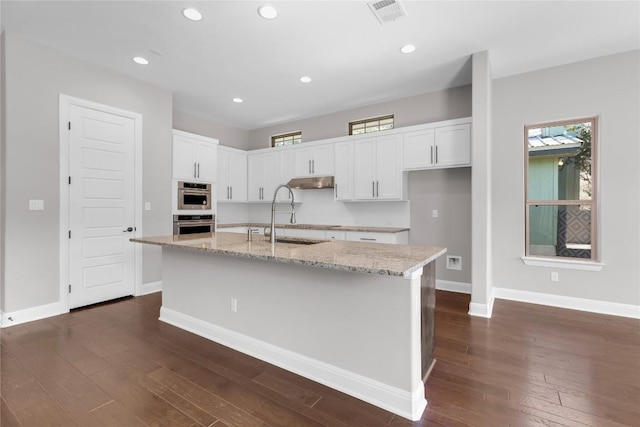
[1, 291, 638, 426]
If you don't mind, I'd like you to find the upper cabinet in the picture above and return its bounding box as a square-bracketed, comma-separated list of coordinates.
[293, 143, 334, 176]
[403, 121, 471, 170]
[353, 134, 404, 201]
[334, 141, 354, 201]
[218, 146, 247, 203]
[172, 130, 218, 182]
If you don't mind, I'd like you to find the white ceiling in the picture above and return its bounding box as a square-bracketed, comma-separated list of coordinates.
[2, 1, 638, 130]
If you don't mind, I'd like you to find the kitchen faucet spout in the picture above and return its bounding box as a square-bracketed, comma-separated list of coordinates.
[269, 184, 296, 244]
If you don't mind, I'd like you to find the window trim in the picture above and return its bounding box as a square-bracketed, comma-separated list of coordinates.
[349, 114, 394, 136]
[271, 131, 302, 147]
[524, 116, 599, 262]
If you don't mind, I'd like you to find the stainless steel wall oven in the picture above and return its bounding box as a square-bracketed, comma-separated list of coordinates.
[177, 181, 211, 210]
[173, 214, 215, 235]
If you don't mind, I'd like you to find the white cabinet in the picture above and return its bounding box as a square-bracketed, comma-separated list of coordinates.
[172, 130, 218, 182]
[293, 143, 334, 176]
[353, 134, 403, 201]
[403, 123, 471, 170]
[218, 147, 247, 203]
[248, 150, 298, 203]
[345, 231, 408, 245]
[334, 141, 354, 201]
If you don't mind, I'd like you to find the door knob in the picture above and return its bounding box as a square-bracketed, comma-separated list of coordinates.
[123, 227, 134, 232]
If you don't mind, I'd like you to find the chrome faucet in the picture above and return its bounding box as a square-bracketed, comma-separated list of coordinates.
[268, 184, 296, 244]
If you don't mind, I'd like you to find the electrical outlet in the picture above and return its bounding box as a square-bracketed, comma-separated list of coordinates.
[446, 255, 462, 270]
[230, 298, 238, 313]
[551, 272, 559, 282]
[432, 209, 438, 218]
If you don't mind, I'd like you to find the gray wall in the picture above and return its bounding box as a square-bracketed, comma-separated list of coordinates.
[248, 85, 472, 149]
[0, 32, 5, 313]
[2, 32, 173, 312]
[172, 109, 249, 150]
[491, 50, 640, 306]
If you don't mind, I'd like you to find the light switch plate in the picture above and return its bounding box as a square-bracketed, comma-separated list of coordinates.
[144, 202, 151, 211]
[29, 199, 44, 211]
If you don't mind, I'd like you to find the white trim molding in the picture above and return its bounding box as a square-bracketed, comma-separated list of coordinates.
[468, 295, 495, 318]
[436, 280, 471, 294]
[1, 301, 68, 328]
[138, 281, 162, 296]
[160, 307, 427, 421]
[521, 256, 605, 271]
[493, 287, 640, 319]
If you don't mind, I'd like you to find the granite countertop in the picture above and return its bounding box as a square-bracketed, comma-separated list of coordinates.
[131, 232, 444, 278]
[217, 223, 409, 233]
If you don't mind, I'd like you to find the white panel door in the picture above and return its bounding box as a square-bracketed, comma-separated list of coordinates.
[375, 134, 403, 200]
[353, 138, 376, 200]
[69, 105, 135, 309]
[334, 141, 354, 201]
[196, 142, 217, 182]
[217, 148, 231, 201]
[227, 150, 247, 202]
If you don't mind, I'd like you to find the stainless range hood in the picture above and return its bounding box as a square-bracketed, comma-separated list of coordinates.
[286, 176, 335, 189]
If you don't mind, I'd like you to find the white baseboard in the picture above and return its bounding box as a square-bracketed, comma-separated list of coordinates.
[160, 306, 427, 421]
[467, 295, 495, 318]
[493, 287, 640, 319]
[1, 301, 68, 328]
[138, 280, 162, 296]
[436, 280, 471, 294]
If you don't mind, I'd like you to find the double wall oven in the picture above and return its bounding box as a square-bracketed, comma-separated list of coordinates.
[174, 181, 215, 236]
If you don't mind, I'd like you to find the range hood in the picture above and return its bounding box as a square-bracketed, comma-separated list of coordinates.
[286, 176, 335, 189]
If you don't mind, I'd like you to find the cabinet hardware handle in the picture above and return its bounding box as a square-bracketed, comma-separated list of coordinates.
[435, 146, 438, 164]
[230, 186, 233, 200]
[194, 163, 197, 178]
[312, 159, 315, 174]
[360, 237, 376, 241]
[227, 186, 230, 200]
[372, 181, 375, 197]
[308, 160, 312, 174]
[197, 163, 200, 178]
[376, 181, 379, 197]
[430, 147, 433, 164]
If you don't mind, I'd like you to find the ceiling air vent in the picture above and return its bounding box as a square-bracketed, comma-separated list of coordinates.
[368, 0, 407, 25]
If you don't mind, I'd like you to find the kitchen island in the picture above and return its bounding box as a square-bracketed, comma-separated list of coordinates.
[131, 232, 445, 421]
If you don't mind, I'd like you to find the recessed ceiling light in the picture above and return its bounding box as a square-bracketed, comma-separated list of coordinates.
[133, 56, 149, 65]
[182, 8, 203, 21]
[233, 98, 243, 103]
[299, 76, 312, 83]
[400, 44, 416, 54]
[258, 5, 278, 20]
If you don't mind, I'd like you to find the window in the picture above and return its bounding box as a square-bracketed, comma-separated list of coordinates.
[525, 118, 597, 261]
[271, 131, 302, 147]
[349, 115, 394, 135]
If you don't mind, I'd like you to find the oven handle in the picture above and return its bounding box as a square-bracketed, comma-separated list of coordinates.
[174, 220, 214, 226]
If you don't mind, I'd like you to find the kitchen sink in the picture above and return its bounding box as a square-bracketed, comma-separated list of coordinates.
[264, 237, 327, 245]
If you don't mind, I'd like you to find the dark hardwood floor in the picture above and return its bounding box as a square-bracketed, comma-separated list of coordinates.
[1, 291, 638, 426]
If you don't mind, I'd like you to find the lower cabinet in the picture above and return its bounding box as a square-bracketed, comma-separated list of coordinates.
[345, 231, 408, 245]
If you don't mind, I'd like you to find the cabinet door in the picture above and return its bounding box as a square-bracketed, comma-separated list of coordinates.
[353, 138, 376, 200]
[196, 142, 217, 181]
[173, 135, 197, 180]
[262, 151, 281, 202]
[227, 150, 247, 202]
[375, 134, 402, 200]
[434, 124, 471, 167]
[247, 153, 265, 202]
[311, 144, 334, 175]
[276, 150, 298, 202]
[293, 147, 313, 176]
[217, 149, 230, 201]
[334, 141, 353, 201]
[403, 129, 434, 170]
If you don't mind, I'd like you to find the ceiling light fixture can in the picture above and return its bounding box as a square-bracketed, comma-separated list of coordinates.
[299, 76, 312, 83]
[258, 5, 278, 20]
[133, 56, 149, 65]
[182, 8, 203, 21]
[400, 44, 416, 54]
[233, 98, 243, 103]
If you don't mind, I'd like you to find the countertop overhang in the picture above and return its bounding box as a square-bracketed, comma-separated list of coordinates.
[217, 223, 409, 233]
[132, 232, 445, 278]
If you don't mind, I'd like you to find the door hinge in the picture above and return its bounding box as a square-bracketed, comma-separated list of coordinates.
[68, 284, 71, 293]
[68, 121, 71, 130]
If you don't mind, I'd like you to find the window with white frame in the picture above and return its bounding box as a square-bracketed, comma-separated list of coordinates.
[525, 118, 597, 261]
